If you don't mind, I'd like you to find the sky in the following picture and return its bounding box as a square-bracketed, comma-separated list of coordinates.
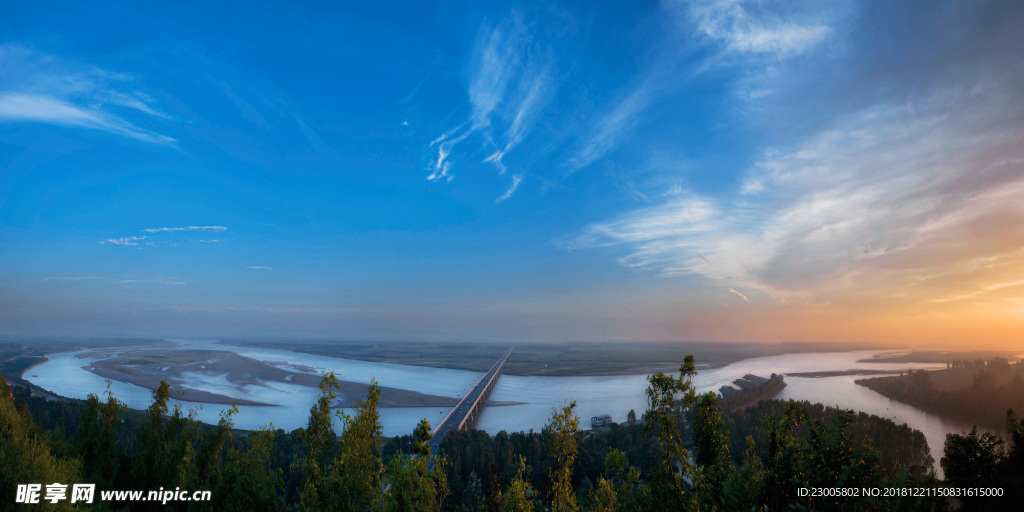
[1, 0, 1023, 347]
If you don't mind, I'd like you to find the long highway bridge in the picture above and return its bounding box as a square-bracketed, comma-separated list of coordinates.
[429, 347, 514, 454]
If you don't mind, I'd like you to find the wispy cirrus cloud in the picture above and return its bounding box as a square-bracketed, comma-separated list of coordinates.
[101, 226, 228, 247]
[566, 87, 1024, 309]
[568, 1, 839, 176]
[247, 266, 273, 270]
[43, 276, 100, 281]
[142, 225, 228, 233]
[427, 13, 554, 201]
[681, 0, 834, 57]
[102, 236, 147, 246]
[496, 174, 522, 203]
[567, 82, 657, 175]
[113, 277, 187, 286]
[0, 44, 175, 144]
[728, 288, 750, 303]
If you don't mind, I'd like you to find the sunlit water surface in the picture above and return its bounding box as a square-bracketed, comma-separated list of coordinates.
[26, 342, 976, 474]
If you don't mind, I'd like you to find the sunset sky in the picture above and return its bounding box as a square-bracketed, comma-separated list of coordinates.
[2, 0, 1023, 347]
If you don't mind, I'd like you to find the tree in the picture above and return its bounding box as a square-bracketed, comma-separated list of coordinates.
[942, 427, 1004, 512]
[586, 477, 616, 512]
[77, 382, 127, 488]
[722, 436, 765, 511]
[546, 401, 581, 512]
[299, 372, 339, 512]
[214, 426, 285, 512]
[603, 448, 626, 481]
[626, 409, 636, 426]
[942, 427, 1003, 488]
[386, 418, 447, 512]
[642, 354, 698, 509]
[759, 401, 808, 510]
[615, 466, 652, 512]
[496, 456, 534, 512]
[329, 380, 385, 512]
[1, 378, 80, 511]
[1003, 409, 1024, 509]
[691, 391, 733, 511]
[132, 381, 200, 496]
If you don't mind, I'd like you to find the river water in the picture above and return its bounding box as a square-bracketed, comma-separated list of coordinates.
[24, 341, 975, 474]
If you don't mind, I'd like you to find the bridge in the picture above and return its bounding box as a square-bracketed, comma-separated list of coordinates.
[429, 347, 513, 454]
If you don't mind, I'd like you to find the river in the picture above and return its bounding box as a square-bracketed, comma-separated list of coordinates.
[23, 341, 976, 474]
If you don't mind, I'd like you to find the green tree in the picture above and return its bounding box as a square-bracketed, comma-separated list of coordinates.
[329, 380, 385, 512]
[299, 372, 340, 511]
[941, 427, 1003, 488]
[615, 466, 651, 512]
[586, 477, 616, 512]
[722, 436, 765, 511]
[1, 378, 80, 512]
[546, 400, 580, 512]
[77, 383, 128, 488]
[132, 381, 200, 497]
[603, 448, 626, 481]
[496, 456, 535, 512]
[759, 401, 808, 510]
[642, 354, 697, 509]
[213, 426, 285, 512]
[691, 391, 733, 511]
[386, 418, 447, 512]
[1003, 409, 1024, 509]
[942, 427, 1004, 512]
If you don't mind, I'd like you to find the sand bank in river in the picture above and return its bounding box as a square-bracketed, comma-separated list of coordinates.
[77, 348, 521, 408]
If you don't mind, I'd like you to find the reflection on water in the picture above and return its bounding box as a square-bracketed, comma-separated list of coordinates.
[26, 343, 976, 475]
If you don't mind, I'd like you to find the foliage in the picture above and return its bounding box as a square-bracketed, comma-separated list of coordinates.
[387, 418, 448, 512]
[546, 401, 581, 512]
[0, 378, 80, 511]
[495, 456, 535, 512]
[299, 372, 339, 511]
[641, 354, 697, 509]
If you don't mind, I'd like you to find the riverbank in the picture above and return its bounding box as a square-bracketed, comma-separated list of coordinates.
[220, 339, 877, 376]
[855, 358, 1024, 428]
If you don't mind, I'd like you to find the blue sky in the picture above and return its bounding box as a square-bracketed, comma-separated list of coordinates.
[2, 1, 1023, 345]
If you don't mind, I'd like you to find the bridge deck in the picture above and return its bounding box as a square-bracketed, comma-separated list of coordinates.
[429, 347, 513, 453]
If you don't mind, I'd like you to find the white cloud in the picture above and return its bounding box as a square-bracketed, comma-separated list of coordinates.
[565, 0, 838, 175]
[0, 46, 174, 144]
[496, 174, 523, 203]
[43, 276, 100, 281]
[681, 0, 833, 57]
[247, 266, 273, 270]
[728, 288, 751, 302]
[0, 93, 174, 144]
[427, 14, 553, 189]
[198, 239, 221, 243]
[142, 225, 227, 233]
[568, 83, 655, 174]
[566, 87, 1024, 306]
[112, 277, 186, 286]
[102, 236, 147, 246]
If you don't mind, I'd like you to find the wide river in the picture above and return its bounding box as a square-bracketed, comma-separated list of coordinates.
[24, 341, 977, 474]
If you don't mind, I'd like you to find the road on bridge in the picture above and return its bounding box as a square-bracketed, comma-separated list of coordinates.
[429, 347, 514, 453]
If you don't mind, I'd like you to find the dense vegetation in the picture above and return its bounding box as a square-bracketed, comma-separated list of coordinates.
[856, 358, 1024, 428]
[3, 354, 1024, 511]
